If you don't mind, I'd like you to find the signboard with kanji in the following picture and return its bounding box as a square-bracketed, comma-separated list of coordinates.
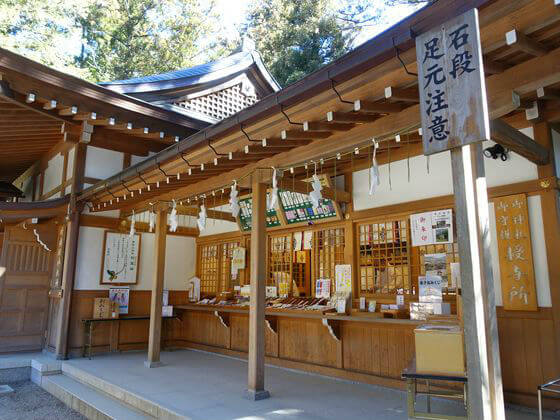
[494, 194, 538, 311]
[416, 8, 490, 155]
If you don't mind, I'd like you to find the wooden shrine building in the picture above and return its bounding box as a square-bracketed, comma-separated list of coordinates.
[1, 0, 560, 418]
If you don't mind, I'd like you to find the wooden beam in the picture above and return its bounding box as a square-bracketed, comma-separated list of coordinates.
[246, 175, 269, 400]
[384, 86, 419, 103]
[483, 57, 507, 74]
[176, 205, 236, 222]
[353, 100, 405, 114]
[490, 119, 550, 165]
[536, 87, 560, 101]
[262, 138, 312, 148]
[505, 29, 548, 56]
[281, 129, 331, 140]
[145, 207, 167, 368]
[326, 111, 378, 123]
[280, 178, 351, 203]
[303, 121, 355, 131]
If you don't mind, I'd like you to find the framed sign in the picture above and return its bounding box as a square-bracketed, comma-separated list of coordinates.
[494, 194, 537, 311]
[100, 231, 141, 285]
[416, 8, 490, 155]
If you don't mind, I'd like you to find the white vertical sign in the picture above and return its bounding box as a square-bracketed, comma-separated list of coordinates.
[416, 8, 490, 155]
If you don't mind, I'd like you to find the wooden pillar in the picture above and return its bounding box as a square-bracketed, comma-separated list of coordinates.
[54, 141, 87, 359]
[451, 144, 492, 419]
[472, 142, 505, 420]
[533, 122, 560, 365]
[54, 209, 80, 359]
[145, 206, 167, 368]
[245, 174, 270, 400]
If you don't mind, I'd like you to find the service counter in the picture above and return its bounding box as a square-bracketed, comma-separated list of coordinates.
[172, 303, 422, 387]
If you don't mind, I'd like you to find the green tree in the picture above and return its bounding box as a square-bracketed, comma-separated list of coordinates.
[0, 0, 86, 76]
[75, 0, 218, 82]
[243, 0, 363, 87]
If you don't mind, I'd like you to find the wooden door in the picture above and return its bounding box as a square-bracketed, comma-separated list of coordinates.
[0, 224, 55, 352]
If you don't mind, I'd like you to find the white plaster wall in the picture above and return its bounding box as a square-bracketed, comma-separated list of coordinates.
[353, 140, 538, 212]
[66, 146, 75, 180]
[85, 146, 124, 180]
[131, 152, 156, 167]
[43, 153, 64, 195]
[74, 226, 196, 291]
[19, 176, 33, 202]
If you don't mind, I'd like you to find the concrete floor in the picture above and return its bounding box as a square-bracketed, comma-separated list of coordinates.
[63, 349, 554, 420]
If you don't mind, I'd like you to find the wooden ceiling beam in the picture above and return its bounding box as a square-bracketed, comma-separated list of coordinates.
[278, 178, 351, 203]
[262, 138, 312, 148]
[280, 129, 331, 140]
[353, 100, 406, 114]
[303, 121, 355, 132]
[536, 87, 560, 101]
[505, 29, 548, 56]
[490, 118, 550, 164]
[483, 58, 507, 74]
[384, 86, 419, 103]
[175, 205, 236, 222]
[326, 111, 378, 123]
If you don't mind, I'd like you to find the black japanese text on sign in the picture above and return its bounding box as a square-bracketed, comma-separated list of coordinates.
[416, 8, 490, 156]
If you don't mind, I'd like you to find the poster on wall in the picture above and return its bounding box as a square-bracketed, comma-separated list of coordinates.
[335, 264, 352, 294]
[424, 253, 448, 287]
[109, 287, 130, 314]
[100, 231, 141, 284]
[418, 275, 443, 303]
[411, 209, 453, 246]
[231, 247, 246, 276]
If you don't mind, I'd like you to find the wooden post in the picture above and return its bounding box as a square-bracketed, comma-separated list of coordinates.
[245, 174, 270, 400]
[471, 142, 506, 420]
[145, 206, 167, 368]
[54, 209, 80, 359]
[533, 122, 560, 363]
[54, 141, 87, 359]
[451, 144, 492, 419]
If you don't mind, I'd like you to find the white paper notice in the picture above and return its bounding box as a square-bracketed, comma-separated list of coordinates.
[411, 212, 434, 246]
[303, 231, 313, 250]
[335, 264, 352, 293]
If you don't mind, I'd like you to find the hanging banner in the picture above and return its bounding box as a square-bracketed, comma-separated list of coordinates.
[494, 194, 537, 311]
[101, 232, 140, 284]
[416, 8, 490, 155]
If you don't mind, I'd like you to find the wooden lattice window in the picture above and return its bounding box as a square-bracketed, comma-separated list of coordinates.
[268, 234, 292, 295]
[174, 83, 259, 121]
[199, 244, 219, 294]
[411, 243, 459, 294]
[358, 218, 410, 295]
[313, 227, 345, 294]
[219, 241, 241, 292]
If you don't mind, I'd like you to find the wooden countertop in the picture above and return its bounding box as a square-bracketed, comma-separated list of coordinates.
[175, 303, 422, 326]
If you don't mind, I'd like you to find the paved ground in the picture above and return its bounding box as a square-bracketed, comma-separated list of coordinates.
[0, 380, 85, 420]
[65, 349, 557, 420]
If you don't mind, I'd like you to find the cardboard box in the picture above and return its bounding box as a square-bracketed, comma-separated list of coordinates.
[93, 298, 119, 319]
[414, 324, 465, 375]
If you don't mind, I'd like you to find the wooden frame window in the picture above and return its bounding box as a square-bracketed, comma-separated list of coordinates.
[357, 217, 410, 296]
[268, 234, 292, 293]
[313, 227, 345, 294]
[198, 243, 219, 294]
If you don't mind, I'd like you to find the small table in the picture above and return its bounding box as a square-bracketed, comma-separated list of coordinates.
[82, 315, 180, 359]
[402, 360, 467, 420]
[538, 378, 560, 420]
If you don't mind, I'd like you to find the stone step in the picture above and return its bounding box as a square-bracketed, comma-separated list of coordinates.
[61, 362, 186, 420]
[42, 374, 155, 420]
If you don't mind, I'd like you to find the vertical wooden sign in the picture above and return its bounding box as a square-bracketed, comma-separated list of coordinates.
[416, 8, 490, 155]
[494, 194, 538, 311]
